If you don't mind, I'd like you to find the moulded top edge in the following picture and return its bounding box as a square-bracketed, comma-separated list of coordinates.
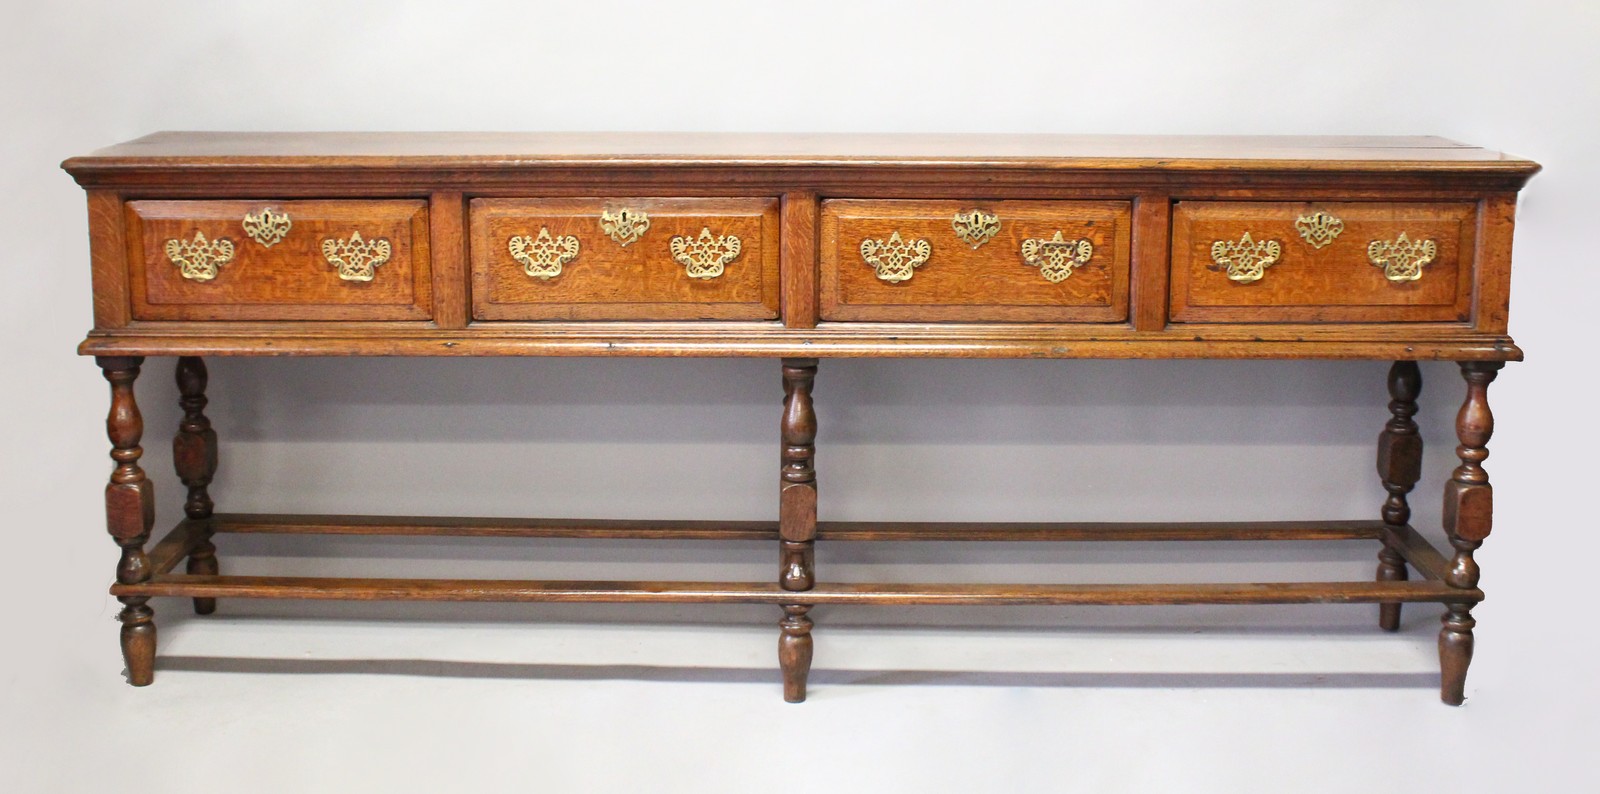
[61, 132, 1543, 177]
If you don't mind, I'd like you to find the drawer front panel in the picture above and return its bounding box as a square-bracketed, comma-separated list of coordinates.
[820, 200, 1131, 322]
[1170, 201, 1476, 323]
[128, 200, 431, 321]
[469, 198, 780, 321]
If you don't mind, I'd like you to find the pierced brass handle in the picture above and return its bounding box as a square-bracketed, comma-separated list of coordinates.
[242, 207, 292, 248]
[165, 231, 235, 282]
[952, 209, 1000, 249]
[320, 232, 391, 282]
[1368, 233, 1436, 282]
[1295, 211, 1343, 249]
[509, 228, 580, 279]
[600, 207, 649, 247]
[1020, 231, 1093, 283]
[1210, 232, 1281, 283]
[860, 232, 931, 283]
[670, 227, 742, 279]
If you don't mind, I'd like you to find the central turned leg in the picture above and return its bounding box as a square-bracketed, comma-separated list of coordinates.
[174, 357, 220, 615]
[1439, 360, 1503, 705]
[778, 358, 818, 702]
[1375, 361, 1422, 631]
[97, 356, 157, 686]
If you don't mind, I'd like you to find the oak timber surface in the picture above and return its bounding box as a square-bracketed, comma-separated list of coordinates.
[64, 132, 1538, 172]
[67, 133, 1536, 360]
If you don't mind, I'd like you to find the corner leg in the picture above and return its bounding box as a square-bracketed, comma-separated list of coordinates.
[1438, 360, 1502, 705]
[1440, 602, 1476, 705]
[174, 356, 220, 614]
[98, 356, 157, 686]
[1375, 361, 1422, 631]
[778, 358, 818, 702]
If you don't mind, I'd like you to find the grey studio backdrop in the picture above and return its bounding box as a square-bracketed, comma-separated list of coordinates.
[3, 1, 1595, 789]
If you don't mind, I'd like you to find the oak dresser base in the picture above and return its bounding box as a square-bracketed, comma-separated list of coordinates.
[68, 133, 1535, 704]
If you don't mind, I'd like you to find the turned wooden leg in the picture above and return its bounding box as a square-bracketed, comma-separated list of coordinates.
[779, 605, 814, 703]
[1438, 360, 1502, 705]
[98, 356, 157, 686]
[174, 356, 220, 615]
[1375, 361, 1422, 631]
[778, 358, 818, 702]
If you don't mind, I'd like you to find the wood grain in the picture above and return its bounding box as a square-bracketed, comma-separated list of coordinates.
[468, 197, 779, 320]
[206, 513, 1388, 542]
[1375, 360, 1422, 630]
[819, 199, 1130, 322]
[218, 513, 781, 539]
[428, 192, 469, 329]
[1473, 193, 1519, 334]
[114, 575, 1483, 606]
[1131, 194, 1172, 331]
[86, 189, 130, 328]
[146, 519, 213, 576]
[76, 327, 1523, 361]
[97, 356, 157, 685]
[174, 356, 220, 614]
[1382, 524, 1449, 582]
[779, 192, 819, 328]
[126, 199, 431, 321]
[63, 132, 1541, 171]
[1170, 201, 1475, 323]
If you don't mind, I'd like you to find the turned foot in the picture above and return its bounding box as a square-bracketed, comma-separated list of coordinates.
[119, 596, 156, 686]
[779, 605, 814, 703]
[1439, 603, 1475, 705]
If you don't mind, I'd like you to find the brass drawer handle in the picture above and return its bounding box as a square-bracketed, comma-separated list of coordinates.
[670, 228, 742, 280]
[1020, 231, 1093, 283]
[1210, 232, 1281, 283]
[860, 232, 931, 283]
[1295, 211, 1343, 249]
[320, 232, 391, 282]
[951, 209, 1000, 249]
[1368, 233, 1436, 282]
[600, 207, 649, 247]
[509, 228, 580, 280]
[165, 231, 235, 282]
[242, 207, 292, 248]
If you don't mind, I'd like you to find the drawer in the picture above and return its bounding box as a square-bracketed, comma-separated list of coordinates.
[127, 200, 431, 321]
[469, 198, 780, 321]
[819, 200, 1131, 322]
[1170, 201, 1475, 323]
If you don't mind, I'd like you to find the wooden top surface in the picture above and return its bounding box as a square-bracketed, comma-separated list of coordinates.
[64, 132, 1539, 174]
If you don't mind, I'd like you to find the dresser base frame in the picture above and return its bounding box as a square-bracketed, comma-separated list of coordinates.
[95, 356, 1499, 705]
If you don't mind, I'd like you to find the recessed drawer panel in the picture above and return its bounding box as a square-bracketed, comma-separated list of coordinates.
[127, 200, 431, 321]
[1170, 201, 1475, 323]
[819, 200, 1131, 322]
[469, 198, 780, 321]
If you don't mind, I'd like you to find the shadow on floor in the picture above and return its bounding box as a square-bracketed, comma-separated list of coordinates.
[151, 656, 1438, 691]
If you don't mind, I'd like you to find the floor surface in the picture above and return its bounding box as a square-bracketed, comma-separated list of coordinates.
[4, 593, 1587, 793]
